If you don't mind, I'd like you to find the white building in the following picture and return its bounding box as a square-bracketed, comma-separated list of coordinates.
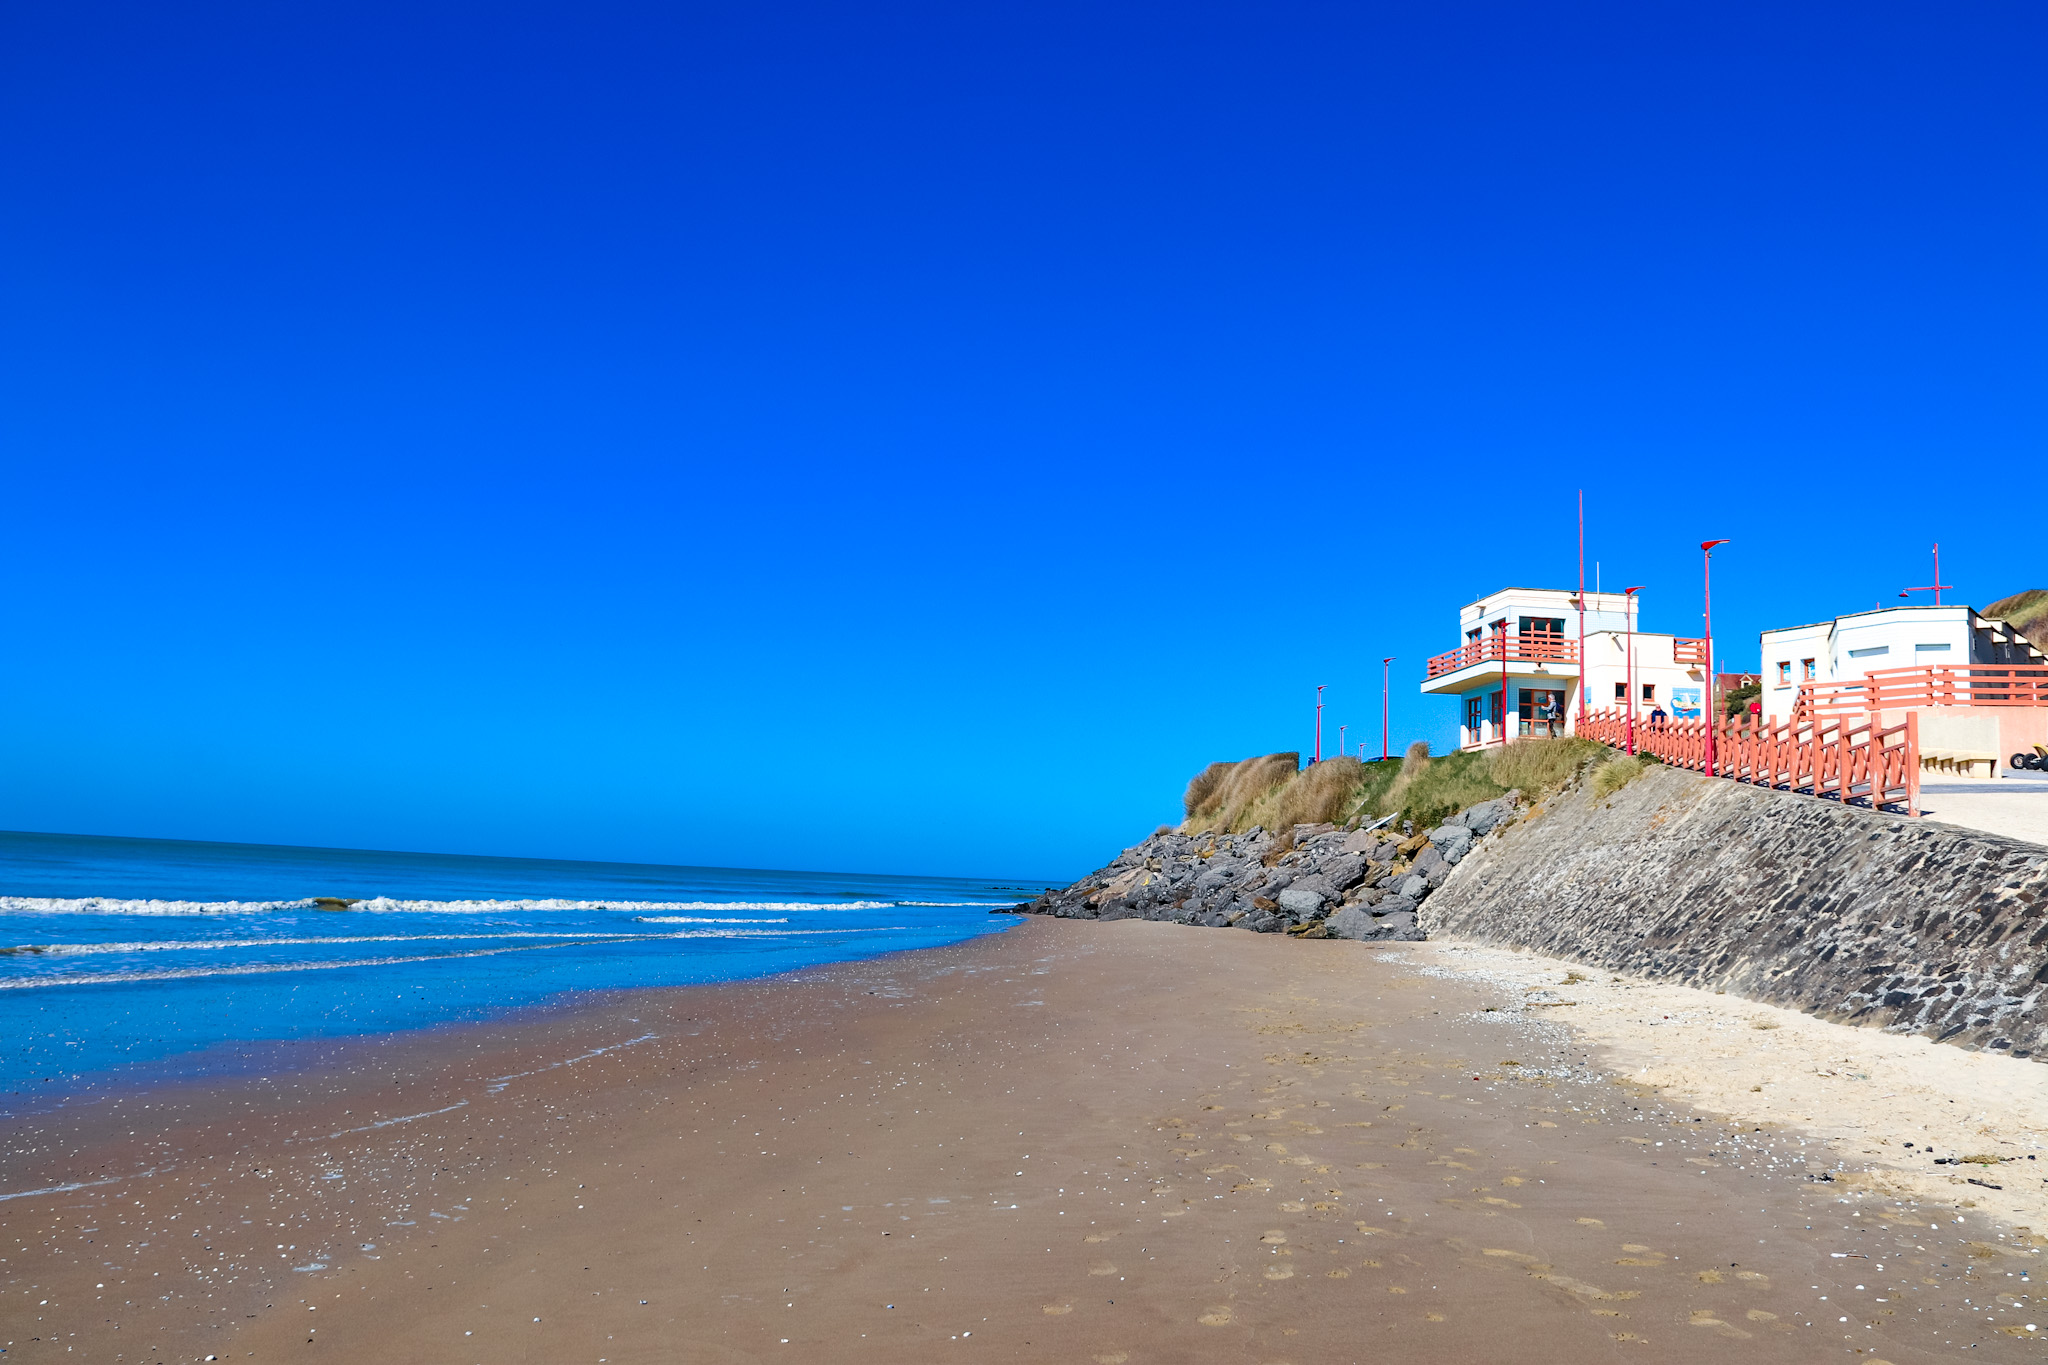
[1419, 587, 1713, 750]
[1758, 604, 2044, 724]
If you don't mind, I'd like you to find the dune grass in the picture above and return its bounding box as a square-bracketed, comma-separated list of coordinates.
[1180, 734, 1614, 837]
[1591, 754, 1645, 798]
[1986, 589, 2048, 655]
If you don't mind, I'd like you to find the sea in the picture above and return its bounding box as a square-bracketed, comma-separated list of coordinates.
[0, 829, 1046, 1108]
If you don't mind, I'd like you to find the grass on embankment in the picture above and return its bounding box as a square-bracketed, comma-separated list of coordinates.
[1181, 735, 1614, 835]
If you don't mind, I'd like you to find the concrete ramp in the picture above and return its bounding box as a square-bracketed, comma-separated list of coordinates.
[1422, 762, 2048, 1060]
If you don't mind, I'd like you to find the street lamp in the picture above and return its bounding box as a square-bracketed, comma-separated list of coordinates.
[1338, 725, 1347, 764]
[1701, 539, 1729, 776]
[1623, 586, 1646, 756]
[1381, 657, 1395, 761]
[1314, 684, 1325, 764]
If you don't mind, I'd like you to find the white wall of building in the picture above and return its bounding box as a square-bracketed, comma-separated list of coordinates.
[1758, 605, 2042, 723]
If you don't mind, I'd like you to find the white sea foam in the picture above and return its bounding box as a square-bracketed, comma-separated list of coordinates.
[0, 928, 786, 957]
[0, 896, 896, 916]
[0, 925, 908, 988]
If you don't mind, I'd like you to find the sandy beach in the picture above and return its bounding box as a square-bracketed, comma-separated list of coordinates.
[4, 918, 2042, 1362]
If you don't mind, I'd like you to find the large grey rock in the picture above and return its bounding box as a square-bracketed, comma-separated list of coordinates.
[1411, 846, 1447, 881]
[1241, 910, 1284, 933]
[1277, 885, 1326, 917]
[1398, 874, 1429, 900]
[1340, 828, 1380, 855]
[1460, 796, 1518, 835]
[1316, 854, 1370, 892]
[1326, 905, 1424, 942]
[1427, 825, 1474, 863]
[1373, 894, 1418, 917]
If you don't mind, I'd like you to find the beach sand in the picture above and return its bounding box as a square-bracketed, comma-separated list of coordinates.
[3, 918, 2042, 1362]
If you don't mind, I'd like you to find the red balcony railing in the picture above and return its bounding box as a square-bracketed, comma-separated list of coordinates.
[1673, 637, 1708, 665]
[1426, 633, 1577, 679]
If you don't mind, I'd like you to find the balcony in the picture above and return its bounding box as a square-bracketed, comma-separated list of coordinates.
[1426, 633, 1577, 680]
[1674, 637, 1708, 665]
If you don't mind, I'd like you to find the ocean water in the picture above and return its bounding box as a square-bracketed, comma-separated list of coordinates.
[0, 829, 1044, 1107]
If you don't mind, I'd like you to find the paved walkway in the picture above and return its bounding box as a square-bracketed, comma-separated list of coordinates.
[1917, 769, 2048, 846]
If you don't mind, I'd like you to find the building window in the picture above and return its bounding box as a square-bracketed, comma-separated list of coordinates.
[1914, 642, 1951, 654]
[1488, 688, 1505, 730]
[1466, 627, 1481, 644]
[1801, 658, 1816, 680]
[1518, 616, 1565, 637]
[1464, 695, 1482, 741]
[1614, 682, 1627, 701]
[1641, 683, 1655, 702]
[1518, 688, 1566, 736]
[1847, 645, 1889, 659]
[1777, 661, 1791, 684]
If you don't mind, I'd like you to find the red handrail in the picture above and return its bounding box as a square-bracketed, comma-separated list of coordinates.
[1426, 634, 1577, 679]
[1795, 665, 2048, 719]
[1673, 637, 1707, 665]
[1580, 707, 1917, 815]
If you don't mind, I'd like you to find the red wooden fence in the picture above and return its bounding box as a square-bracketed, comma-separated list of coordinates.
[1795, 664, 2048, 720]
[1578, 706, 1919, 816]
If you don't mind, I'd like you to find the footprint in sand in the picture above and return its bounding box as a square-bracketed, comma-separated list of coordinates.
[1093, 1354, 1129, 1363]
[1084, 1232, 1119, 1243]
[1574, 1217, 1605, 1227]
[1327, 1269, 1350, 1278]
[1424, 1312, 1446, 1322]
[1042, 1305, 1073, 1315]
[1695, 1269, 1722, 1283]
[1264, 1265, 1294, 1280]
[1259, 1230, 1288, 1244]
[1686, 1311, 1750, 1338]
[1197, 1306, 1235, 1327]
[1744, 1310, 1777, 1323]
[1088, 1262, 1119, 1276]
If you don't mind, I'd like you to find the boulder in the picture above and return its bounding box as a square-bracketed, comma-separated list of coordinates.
[1410, 846, 1447, 881]
[1326, 904, 1424, 942]
[1460, 796, 1520, 835]
[1427, 825, 1474, 862]
[1317, 854, 1370, 893]
[1242, 910, 1283, 933]
[1398, 874, 1429, 900]
[1277, 885, 1326, 917]
[1372, 894, 1418, 917]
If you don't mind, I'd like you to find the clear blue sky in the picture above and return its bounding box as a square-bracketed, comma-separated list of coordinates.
[2, 0, 2041, 881]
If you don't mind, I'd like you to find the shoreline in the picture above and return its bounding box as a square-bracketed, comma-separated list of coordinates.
[4, 919, 2041, 1360]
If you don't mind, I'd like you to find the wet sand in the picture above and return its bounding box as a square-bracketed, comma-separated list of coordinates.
[2, 918, 2041, 1362]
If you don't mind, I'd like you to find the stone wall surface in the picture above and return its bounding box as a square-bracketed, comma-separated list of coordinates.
[1422, 764, 2048, 1060]
[1008, 794, 1524, 942]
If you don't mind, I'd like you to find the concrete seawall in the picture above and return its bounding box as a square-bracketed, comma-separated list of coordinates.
[1422, 763, 2048, 1059]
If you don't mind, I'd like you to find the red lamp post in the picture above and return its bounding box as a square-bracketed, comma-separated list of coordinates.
[1314, 684, 1324, 764]
[1381, 657, 1395, 761]
[1576, 490, 1587, 730]
[1338, 725, 1347, 763]
[1623, 586, 1645, 756]
[1701, 539, 1729, 776]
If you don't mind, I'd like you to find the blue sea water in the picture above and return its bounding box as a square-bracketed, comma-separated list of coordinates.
[0, 829, 1046, 1106]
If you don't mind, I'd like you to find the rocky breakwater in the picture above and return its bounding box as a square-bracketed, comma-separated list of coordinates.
[1011, 794, 1521, 942]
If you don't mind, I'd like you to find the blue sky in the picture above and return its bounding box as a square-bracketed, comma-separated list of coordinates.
[2, 0, 2041, 881]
